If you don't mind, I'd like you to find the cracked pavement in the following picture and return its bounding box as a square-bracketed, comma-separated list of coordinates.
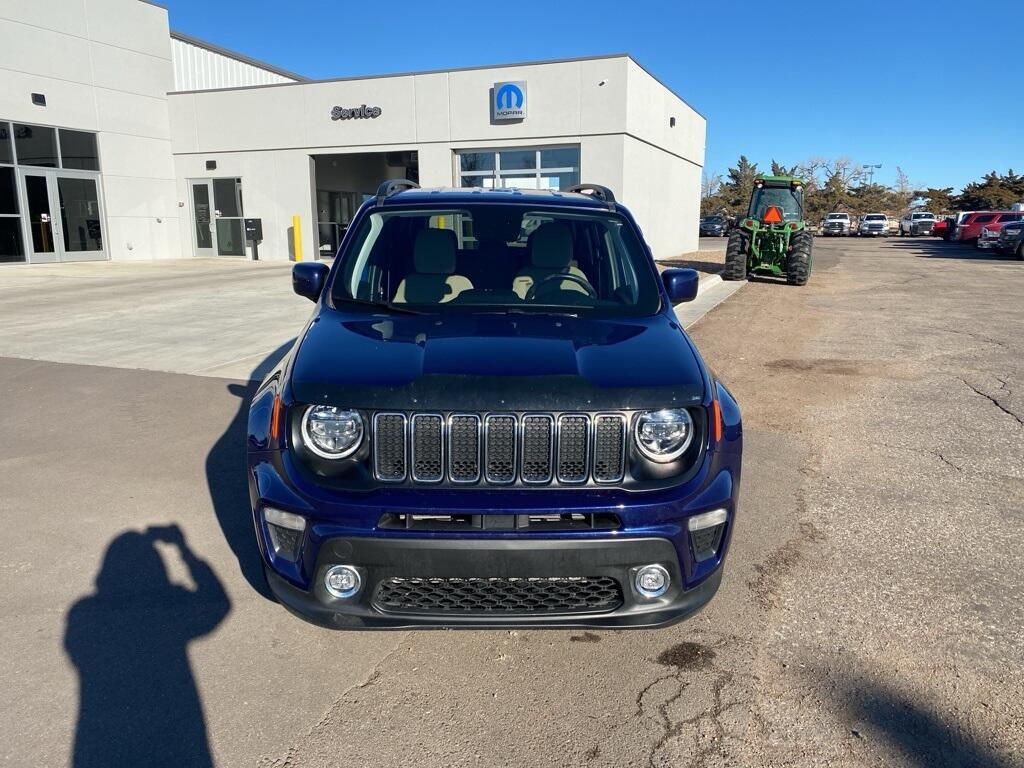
[1, 236, 1022, 766]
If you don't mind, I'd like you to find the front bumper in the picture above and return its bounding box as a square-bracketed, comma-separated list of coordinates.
[265, 536, 724, 629]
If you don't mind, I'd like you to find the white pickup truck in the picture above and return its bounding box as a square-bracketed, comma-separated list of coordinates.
[821, 212, 851, 236]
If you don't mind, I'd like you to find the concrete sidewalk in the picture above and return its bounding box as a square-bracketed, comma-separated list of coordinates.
[0, 259, 310, 380]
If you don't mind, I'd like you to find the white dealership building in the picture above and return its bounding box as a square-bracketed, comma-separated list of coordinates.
[0, 0, 706, 266]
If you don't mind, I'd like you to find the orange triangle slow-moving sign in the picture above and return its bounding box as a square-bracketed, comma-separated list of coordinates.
[763, 206, 784, 224]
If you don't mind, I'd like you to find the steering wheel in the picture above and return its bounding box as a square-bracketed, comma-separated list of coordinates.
[525, 272, 598, 301]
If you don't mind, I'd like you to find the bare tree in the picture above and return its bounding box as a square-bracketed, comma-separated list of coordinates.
[701, 172, 722, 200]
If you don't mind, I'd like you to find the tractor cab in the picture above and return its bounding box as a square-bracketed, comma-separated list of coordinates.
[747, 176, 804, 226]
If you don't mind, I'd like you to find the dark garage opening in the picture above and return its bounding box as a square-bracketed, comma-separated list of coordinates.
[313, 151, 418, 258]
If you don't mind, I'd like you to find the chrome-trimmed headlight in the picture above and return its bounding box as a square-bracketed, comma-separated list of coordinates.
[301, 406, 364, 459]
[634, 408, 694, 462]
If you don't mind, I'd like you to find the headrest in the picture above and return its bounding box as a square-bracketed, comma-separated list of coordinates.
[529, 222, 573, 269]
[413, 229, 457, 274]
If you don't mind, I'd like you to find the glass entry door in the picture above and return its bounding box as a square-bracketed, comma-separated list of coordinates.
[21, 170, 58, 263]
[190, 178, 246, 257]
[18, 169, 106, 263]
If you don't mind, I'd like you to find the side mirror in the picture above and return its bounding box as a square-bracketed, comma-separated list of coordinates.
[292, 262, 329, 302]
[662, 268, 700, 303]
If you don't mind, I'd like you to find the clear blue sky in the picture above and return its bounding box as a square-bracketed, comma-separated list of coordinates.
[163, 0, 1021, 193]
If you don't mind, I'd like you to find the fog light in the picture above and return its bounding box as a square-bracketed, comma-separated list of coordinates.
[635, 564, 670, 598]
[263, 507, 306, 561]
[324, 565, 361, 598]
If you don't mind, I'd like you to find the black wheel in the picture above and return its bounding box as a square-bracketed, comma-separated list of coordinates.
[787, 231, 812, 286]
[1018, 241, 1024, 260]
[723, 231, 748, 281]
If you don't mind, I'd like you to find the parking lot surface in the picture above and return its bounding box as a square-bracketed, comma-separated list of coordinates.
[1, 237, 1021, 766]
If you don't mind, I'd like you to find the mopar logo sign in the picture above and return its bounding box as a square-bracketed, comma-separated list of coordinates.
[493, 81, 527, 121]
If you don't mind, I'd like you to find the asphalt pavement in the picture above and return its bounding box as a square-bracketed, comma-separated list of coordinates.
[0, 237, 1021, 767]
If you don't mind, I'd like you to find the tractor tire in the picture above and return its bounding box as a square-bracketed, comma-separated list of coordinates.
[787, 231, 812, 286]
[723, 231, 748, 281]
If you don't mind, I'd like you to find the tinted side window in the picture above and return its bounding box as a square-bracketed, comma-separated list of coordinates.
[997, 213, 1022, 222]
[973, 214, 995, 223]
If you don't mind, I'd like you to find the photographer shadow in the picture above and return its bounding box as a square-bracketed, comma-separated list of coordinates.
[64, 526, 229, 768]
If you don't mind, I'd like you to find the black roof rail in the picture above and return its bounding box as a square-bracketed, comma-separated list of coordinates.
[376, 179, 420, 203]
[566, 183, 617, 210]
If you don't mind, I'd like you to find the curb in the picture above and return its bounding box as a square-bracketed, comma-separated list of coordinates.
[696, 273, 723, 295]
[674, 274, 744, 329]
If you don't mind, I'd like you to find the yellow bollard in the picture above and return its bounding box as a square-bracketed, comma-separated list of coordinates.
[292, 214, 302, 262]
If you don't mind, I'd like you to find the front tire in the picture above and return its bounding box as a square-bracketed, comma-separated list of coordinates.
[787, 231, 812, 286]
[723, 231, 748, 281]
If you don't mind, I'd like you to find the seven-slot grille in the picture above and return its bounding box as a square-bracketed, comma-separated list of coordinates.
[372, 412, 627, 485]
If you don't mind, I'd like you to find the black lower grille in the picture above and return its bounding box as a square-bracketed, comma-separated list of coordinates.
[373, 576, 623, 615]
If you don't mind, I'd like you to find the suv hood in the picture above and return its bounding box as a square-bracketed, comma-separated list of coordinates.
[288, 308, 707, 411]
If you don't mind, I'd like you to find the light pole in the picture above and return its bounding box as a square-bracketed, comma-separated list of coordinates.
[865, 163, 882, 186]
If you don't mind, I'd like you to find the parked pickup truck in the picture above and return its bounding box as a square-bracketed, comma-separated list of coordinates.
[248, 180, 742, 629]
[996, 220, 1024, 257]
[858, 213, 889, 237]
[821, 212, 851, 236]
[899, 211, 936, 236]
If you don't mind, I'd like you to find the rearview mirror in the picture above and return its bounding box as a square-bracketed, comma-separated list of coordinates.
[662, 268, 700, 303]
[292, 262, 329, 302]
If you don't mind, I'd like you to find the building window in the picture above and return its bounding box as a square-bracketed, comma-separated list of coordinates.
[0, 123, 13, 165]
[13, 124, 58, 167]
[59, 129, 100, 172]
[457, 146, 580, 190]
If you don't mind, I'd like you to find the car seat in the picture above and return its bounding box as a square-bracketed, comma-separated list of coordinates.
[512, 222, 589, 299]
[393, 229, 473, 303]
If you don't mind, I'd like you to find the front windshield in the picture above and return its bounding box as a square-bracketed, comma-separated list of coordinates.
[748, 185, 802, 222]
[865, 215, 886, 221]
[331, 204, 661, 317]
[912, 213, 935, 220]
[827, 214, 848, 220]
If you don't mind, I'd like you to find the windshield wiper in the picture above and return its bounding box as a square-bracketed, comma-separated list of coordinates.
[333, 297, 425, 315]
[479, 306, 582, 318]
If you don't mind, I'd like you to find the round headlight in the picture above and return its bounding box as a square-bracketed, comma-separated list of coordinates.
[634, 409, 694, 462]
[301, 406, 364, 459]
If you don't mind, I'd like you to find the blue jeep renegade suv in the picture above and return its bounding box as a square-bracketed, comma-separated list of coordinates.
[246, 181, 742, 629]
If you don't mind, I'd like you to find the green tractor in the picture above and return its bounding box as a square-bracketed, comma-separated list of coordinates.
[723, 175, 812, 286]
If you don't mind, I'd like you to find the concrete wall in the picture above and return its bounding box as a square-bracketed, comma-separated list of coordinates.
[169, 55, 705, 261]
[0, 0, 180, 261]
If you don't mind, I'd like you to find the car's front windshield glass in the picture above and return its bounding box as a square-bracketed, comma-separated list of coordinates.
[749, 186, 802, 221]
[330, 204, 661, 317]
[865, 215, 886, 221]
[827, 214, 848, 220]
[912, 213, 934, 220]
